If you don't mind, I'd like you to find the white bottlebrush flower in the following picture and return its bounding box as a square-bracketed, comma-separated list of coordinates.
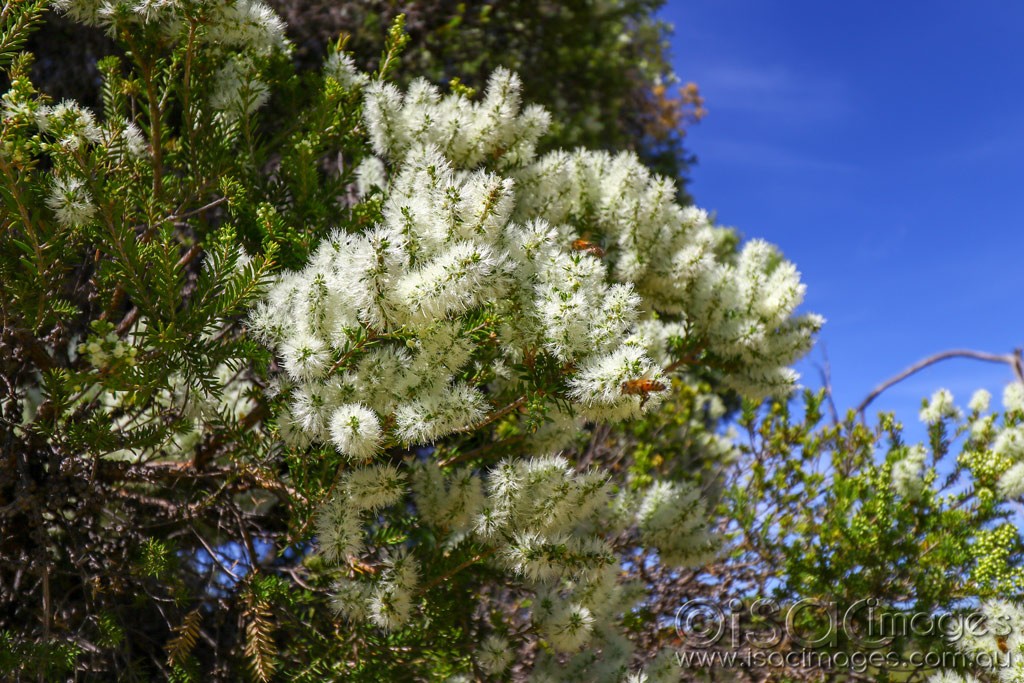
[329, 404, 384, 460]
[998, 462, 1024, 500]
[280, 329, 330, 381]
[204, 0, 288, 55]
[368, 552, 419, 631]
[52, 0, 107, 26]
[927, 674, 979, 683]
[343, 464, 406, 510]
[315, 494, 363, 563]
[476, 635, 514, 674]
[993, 427, 1024, 461]
[131, 0, 176, 23]
[969, 388, 992, 413]
[391, 240, 508, 326]
[892, 445, 927, 500]
[1005, 382, 1024, 413]
[355, 156, 387, 197]
[920, 389, 961, 425]
[102, 120, 148, 161]
[637, 481, 717, 567]
[46, 176, 96, 228]
[289, 383, 336, 440]
[970, 414, 996, 442]
[330, 578, 371, 621]
[324, 51, 368, 90]
[537, 602, 594, 652]
[37, 99, 102, 149]
[393, 383, 486, 444]
[568, 344, 667, 421]
[209, 57, 270, 123]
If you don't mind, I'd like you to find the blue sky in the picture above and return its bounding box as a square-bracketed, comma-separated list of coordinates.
[660, 1, 1024, 428]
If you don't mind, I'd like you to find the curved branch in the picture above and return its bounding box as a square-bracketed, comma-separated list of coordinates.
[856, 348, 1024, 416]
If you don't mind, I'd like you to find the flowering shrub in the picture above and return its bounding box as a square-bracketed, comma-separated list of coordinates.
[44, 1, 1024, 681]
[6, 0, 1024, 678]
[0, 0, 819, 677]
[246, 52, 820, 677]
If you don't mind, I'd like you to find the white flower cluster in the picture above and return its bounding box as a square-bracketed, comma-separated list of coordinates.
[253, 64, 817, 681]
[891, 444, 928, 501]
[47, 176, 97, 229]
[363, 68, 551, 170]
[208, 56, 271, 123]
[636, 481, 719, 566]
[316, 464, 405, 562]
[513, 154, 821, 396]
[950, 383, 1024, 500]
[920, 388, 961, 425]
[256, 67, 818, 462]
[1007, 383, 1024, 414]
[320, 454, 710, 679]
[72, 321, 257, 462]
[52, 0, 288, 125]
[934, 600, 1024, 683]
[331, 549, 419, 632]
[2, 96, 151, 227]
[52, 0, 286, 53]
[929, 674, 982, 683]
[970, 389, 993, 414]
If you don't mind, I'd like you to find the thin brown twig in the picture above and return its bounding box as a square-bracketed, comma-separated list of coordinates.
[454, 396, 527, 435]
[815, 345, 840, 425]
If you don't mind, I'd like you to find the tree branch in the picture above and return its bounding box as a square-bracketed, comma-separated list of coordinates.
[856, 347, 1024, 417]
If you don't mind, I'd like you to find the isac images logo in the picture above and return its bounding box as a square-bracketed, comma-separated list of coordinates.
[673, 597, 1015, 674]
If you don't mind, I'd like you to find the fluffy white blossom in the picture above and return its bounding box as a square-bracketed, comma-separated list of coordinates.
[343, 464, 406, 510]
[368, 552, 419, 631]
[637, 481, 718, 566]
[476, 635, 514, 674]
[203, 0, 288, 55]
[970, 389, 992, 413]
[209, 57, 271, 123]
[254, 65, 810, 675]
[998, 462, 1024, 500]
[928, 674, 981, 683]
[892, 444, 928, 500]
[994, 427, 1024, 462]
[393, 383, 487, 444]
[55, 0, 288, 54]
[1005, 383, 1024, 413]
[355, 156, 386, 197]
[280, 330, 330, 381]
[46, 176, 96, 228]
[36, 100, 102, 148]
[939, 600, 1024, 683]
[329, 404, 383, 461]
[315, 493, 363, 563]
[920, 389, 961, 425]
[324, 51, 368, 90]
[535, 601, 595, 652]
[330, 578, 372, 621]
